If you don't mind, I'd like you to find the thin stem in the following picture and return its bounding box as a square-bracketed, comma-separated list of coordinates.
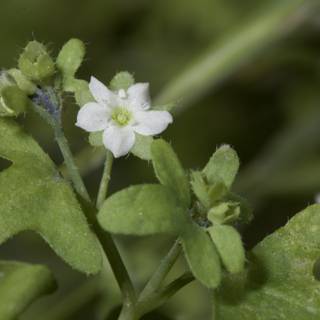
[97, 150, 114, 209]
[54, 126, 91, 203]
[136, 272, 194, 318]
[139, 239, 182, 301]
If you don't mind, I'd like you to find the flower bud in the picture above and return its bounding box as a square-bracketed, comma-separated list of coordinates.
[208, 202, 240, 225]
[8, 68, 37, 95]
[109, 71, 135, 91]
[0, 86, 28, 117]
[18, 41, 55, 82]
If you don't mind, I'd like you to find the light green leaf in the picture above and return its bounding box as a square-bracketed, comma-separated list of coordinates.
[98, 184, 186, 236]
[208, 225, 245, 274]
[109, 71, 135, 91]
[203, 145, 239, 189]
[131, 134, 153, 160]
[0, 261, 55, 320]
[216, 204, 320, 320]
[182, 223, 221, 288]
[0, 119, 102, 274]
[56, 38, 85, 78]
[190, 170, 211, 208]
[151, 139, 191, 207]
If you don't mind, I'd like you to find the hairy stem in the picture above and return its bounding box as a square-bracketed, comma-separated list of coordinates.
[139, 239, 182, 301]
[96, 150, 114, 209]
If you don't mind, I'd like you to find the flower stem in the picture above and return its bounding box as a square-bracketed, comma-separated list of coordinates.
[54, 125, 91, 203]
[139, 239, 182, 301]
[96, 150, 114, 209]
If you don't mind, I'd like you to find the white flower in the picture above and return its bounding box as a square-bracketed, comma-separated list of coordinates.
[76, 76, 173, 158]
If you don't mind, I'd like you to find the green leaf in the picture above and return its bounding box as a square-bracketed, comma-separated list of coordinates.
[151, 139, 191, 207]
[109, 71, 135, 91]
[203, 145, 239, 189]
[181, 223, 221, 288]
[98, 184, 186, 236]
[216, 204, 320, 320]
[0, 260, 56, 320]
[57, 38, 85, 78]
[208, 225, 245, 274]
[0, 119, 102, 274]
[131, 134, 153, 160]
[190, 171, 211, 208]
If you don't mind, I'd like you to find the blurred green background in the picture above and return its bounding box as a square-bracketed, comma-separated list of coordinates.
[1, 0, 320, 319]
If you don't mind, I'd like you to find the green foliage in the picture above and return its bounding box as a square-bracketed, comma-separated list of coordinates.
[216, 204, 320, 320]
[18, 41, 55, 82]
[0, 261, 56, 320]
[181, 223, 221, 288]
[7, 68, 37, 95]
[208, 225, 245, 274]
[131, 133, 153, 160]
[0, 85, 28, 117]
[151, 139, 191, 207]
[0, 119, 102, 274]
[109, 71, 135, 91]
[98, 184, 186, 235]
[89, 131, 104, 147]
[203, 144, 239, 188]
[56, 38, 85, 78]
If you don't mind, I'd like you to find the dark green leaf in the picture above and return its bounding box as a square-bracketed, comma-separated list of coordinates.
[0, 119, 102, 274]
[98, 184, 186, 235]
[216, 204, 320, 320]
[0, 261, 56, 320]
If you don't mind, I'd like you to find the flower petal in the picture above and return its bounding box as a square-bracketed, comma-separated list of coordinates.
[89, 76, 117, 106]
[127, 83, 151, 110]
[103, 125, 135, 158]
[76, 102, 110, 132]
[133, 110, 173, 136]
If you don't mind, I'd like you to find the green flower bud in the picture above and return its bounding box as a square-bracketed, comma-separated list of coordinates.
[208, 202, 240, 225]
[0, 86, 28, 117]
[18, 41, 55, 82]
[7, 69, 37, 95]
[57, 38, 85, 78]
[109, 71, 135, 91]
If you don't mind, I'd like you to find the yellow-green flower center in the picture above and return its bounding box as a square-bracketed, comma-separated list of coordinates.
[111, 107, 132, 126]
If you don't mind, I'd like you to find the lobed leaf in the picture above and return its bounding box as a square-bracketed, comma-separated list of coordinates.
[181, 223, 221, 289]
[203, 145, 239, 189]
[151, 139, 191, 208]
[216, 204, 320, 320]
[0, 260, 56, 320]
[208, 225, 245, 274]
[98, 184, 187, 236]
[0, 119, 102, 274]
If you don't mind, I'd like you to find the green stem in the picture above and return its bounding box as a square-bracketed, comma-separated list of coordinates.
[54, 126, 91, 203]
[136, 272, 194, 318]
[96, 150, 114, 209]
[139, 239, 182, 301]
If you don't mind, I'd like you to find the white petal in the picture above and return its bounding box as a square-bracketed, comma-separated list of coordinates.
[127, 83, 151, 110]
[103, 125, 135, 158]
[133, 110, 173, 136]
[76, 102, 110, 132]
[89, 76, 117, 106]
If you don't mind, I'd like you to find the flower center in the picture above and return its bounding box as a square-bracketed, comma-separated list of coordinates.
[111, 107, 132, 126]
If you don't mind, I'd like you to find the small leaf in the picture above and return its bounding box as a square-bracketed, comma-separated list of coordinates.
[131, 134, 153, 160]
[0, 260, 56, 320]
[203, 145, 239, 189]
[216, 204, 320, 320]
[98, 184, 186, 236]
[0, 119, 102, 274]
[56, 38, 86, 78]
[151, 139, 191, 208]
[190, 171, 211, 208]
[208, 225, 245, 274]
[109, 71, 135, 91]
[181, 223, 221, 288]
